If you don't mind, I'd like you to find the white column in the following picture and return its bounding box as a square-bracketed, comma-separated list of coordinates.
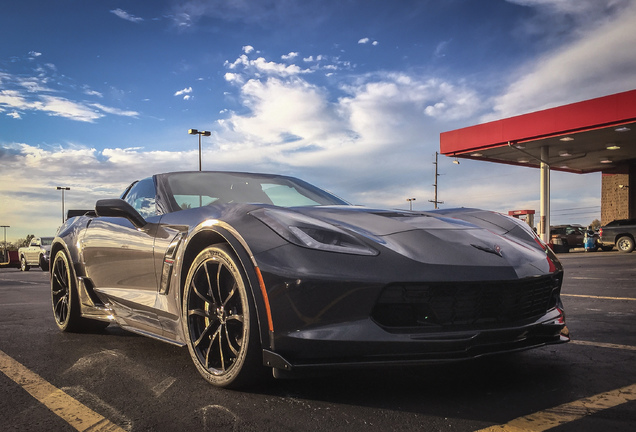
[540, 146, 550, 243]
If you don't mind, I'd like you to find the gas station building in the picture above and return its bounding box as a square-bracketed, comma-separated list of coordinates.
[440, 89, 636, 242]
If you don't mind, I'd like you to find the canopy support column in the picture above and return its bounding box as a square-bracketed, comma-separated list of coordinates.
[539, 146, 550, 243]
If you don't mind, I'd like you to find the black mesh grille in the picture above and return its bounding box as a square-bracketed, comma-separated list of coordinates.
[372, 274, 562, 330]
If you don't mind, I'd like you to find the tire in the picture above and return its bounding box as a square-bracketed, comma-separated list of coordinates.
[20, 256, 30, 271]
[616, 236, 635, 253]
[182, 244, 262, 388]
[562, 241, 570, 253]
[51, 250, 109, 332]
[39, 255, 49, 271]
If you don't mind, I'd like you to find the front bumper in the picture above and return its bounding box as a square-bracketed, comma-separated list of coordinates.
[264, 307, 567, 372]
[255, 243, 567, 372]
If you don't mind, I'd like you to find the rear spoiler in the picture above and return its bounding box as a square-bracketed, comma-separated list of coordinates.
[66, 209, 96, 219]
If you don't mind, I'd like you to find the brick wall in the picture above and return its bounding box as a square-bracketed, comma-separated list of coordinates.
[601, 160, 634, 224]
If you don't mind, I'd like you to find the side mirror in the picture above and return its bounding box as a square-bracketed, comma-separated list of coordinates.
[95, 199, 147, 229]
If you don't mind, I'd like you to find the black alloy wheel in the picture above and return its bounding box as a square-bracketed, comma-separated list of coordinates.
[51, 250, 77, 331]
[183, 244, 261, 388]
[51, 250, 108, 332]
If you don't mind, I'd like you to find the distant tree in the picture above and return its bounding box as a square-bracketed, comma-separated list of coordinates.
[16, 235, 35, 248]
[590, 219, 601, 230]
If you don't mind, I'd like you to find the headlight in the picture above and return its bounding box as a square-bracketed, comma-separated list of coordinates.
[250, 208, 378, 256]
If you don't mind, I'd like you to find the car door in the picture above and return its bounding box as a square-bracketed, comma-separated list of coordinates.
[24, 238, 35, 262]
[81, 177, 162, 331]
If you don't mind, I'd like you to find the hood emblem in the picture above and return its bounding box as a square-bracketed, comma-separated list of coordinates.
[471, 243, 503, 257]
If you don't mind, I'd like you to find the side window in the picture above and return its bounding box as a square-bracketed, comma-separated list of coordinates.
[123, 177, 157, 219]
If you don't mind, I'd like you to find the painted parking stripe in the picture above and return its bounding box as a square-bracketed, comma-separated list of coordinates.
[0, 349, 126, 432]
[475, 382, 636, 432]
[571, 340, 636, 351]
[561, 293, 636, 301]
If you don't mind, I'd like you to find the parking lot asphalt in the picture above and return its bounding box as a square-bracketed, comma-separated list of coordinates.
[0, 250, 634, 431]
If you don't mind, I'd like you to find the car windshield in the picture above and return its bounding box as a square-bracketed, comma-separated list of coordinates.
[165, 172, 349, 211]
[41, 237, 53, 246]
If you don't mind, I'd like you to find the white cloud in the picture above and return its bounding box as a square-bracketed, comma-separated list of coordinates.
[358, 37, 370, 44]
[242, 45, 255, 54]
[225, 54, 312, 77]
[488, 0, 636, 119]
[6, 111, 21, 119]
[0, 90, 102, 122]
[281, 52, 299, 60]
[110, 8, 144, 23]
[90, 103, 139, 117]
[84, 88, 103, 98]
[174, 87, 193, 98]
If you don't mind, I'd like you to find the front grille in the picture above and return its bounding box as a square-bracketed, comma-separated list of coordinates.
[372, 274, 562, 330]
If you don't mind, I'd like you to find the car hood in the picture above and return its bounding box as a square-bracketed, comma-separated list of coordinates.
[286, 206, 555, 278]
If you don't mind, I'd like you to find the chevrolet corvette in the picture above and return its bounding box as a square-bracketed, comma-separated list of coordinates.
[50, 171, 568, 388]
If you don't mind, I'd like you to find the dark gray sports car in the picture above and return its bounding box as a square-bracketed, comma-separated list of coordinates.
[50, 171, 568, 388]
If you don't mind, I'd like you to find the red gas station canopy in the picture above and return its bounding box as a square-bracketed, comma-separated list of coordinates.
[440, 89, 636, 173]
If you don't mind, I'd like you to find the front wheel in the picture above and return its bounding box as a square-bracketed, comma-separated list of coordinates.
[20, 256, 30, 271]
[39, 255, 49, 271]
[616, 236, 635, 253]
[182, 244, 262, 388]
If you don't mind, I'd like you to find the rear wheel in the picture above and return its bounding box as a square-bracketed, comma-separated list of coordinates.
[182, 244, 262, 388]
[51, 250, 109, 332]
[616, 236, 634, 253]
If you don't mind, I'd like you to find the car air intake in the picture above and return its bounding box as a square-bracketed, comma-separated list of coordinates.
[372, 274, 562, 331]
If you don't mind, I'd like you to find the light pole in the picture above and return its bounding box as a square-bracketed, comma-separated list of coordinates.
[407, 198, 416, 211]
[188, 129, 211, 171]
[56, 187, 70, 223]
[0, 225, 8, 262]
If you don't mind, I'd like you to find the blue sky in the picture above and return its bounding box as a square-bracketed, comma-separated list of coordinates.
[2, 0, 636, 242]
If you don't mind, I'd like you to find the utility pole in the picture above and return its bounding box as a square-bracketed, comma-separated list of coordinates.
[428, 152, 443, 209]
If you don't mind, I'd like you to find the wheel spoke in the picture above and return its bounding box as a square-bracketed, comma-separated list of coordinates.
[222, 284, 238, 308]
[188, 307, 211, 319]
[191, 276, 213, 305]
[205, 326, 223, 370]
[203, 262, 222, 305]
[54, 296, 66, 321]
[194, 320, 217, 348]
[223, 325, 240, 356]
[225, 313, 244, 324]
[216, 264, 226, 307]
[53, 263, 65, 288]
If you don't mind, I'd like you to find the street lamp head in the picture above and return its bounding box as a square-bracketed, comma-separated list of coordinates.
[201, 131, 211, 136]
[188, 129, 199, 135]
[56, 186, 70, 190]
